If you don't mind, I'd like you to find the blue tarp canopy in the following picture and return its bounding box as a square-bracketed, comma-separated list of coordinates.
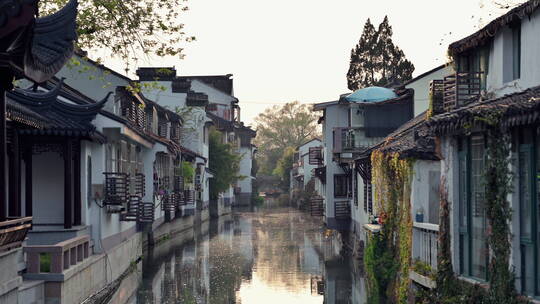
[345, 86, 397, 103]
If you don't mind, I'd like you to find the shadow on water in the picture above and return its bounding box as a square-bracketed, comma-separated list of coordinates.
[134, 196, 367, 304]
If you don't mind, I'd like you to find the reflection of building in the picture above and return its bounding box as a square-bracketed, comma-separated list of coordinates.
[323, 259, 352, 304]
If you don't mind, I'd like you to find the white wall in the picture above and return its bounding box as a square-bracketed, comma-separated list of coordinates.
[298, 140, 322, 189]
[410, 160, 441, 224]
[57, 55, 130, 114]
[190, 79, 236, 107]
[238, 146, 253, 194]
[32, 152, 64, 226]
[484, 9, 540, 97]
[322, 104, 349, 220]
[440, 137, 460, 274]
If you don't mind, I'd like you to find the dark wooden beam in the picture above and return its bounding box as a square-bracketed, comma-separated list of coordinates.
[0, 89, 6, 221]
[24, 146, 32, 217]
[64, 139, 73, 229]
[74, 141, 81, 226]
[8, 131, 20, 217]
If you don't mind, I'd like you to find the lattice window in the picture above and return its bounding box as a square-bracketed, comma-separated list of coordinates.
[309, 147, 323, 165]
[103, 172, 128, 206]
[334, 175, 348, 198]
[158, 117, 168, 138]
[135, 104, 146, 130]
[120, 140, 129, 174]
[145, 109, 153, 132]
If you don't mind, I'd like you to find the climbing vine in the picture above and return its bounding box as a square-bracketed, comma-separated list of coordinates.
[367, 151, 414, 303]
[424, 112, 528, 304]
[482, 116, 521, 304]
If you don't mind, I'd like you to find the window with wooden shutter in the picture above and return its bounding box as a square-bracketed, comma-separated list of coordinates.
[353, 174, 358, 206]
[458, 135, 488, 281]
[519, 144, 535, 295]
[363, 180, 368, 212]
[334, 175, 348, 198]
[130, 144, 137, 176]
[367, 182, 373, 214]
[120, 140, 128, 174]
[470, 135, 487, 280]
[105, 144, 112, 172]
[145, 108, 153, 131]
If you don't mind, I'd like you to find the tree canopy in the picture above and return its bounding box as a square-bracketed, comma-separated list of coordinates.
[347, 16, 415, 91]
[40, 0, 194, 70]
[208, 128, 242, 200]
[272, 147, 296, 190]
[253, 101, 320, 175]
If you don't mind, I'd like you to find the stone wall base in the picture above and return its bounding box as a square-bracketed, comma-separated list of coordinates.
[146, 215, 194, 246]
[29, 231, 142, 304]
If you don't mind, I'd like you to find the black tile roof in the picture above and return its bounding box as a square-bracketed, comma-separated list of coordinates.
[427, 85, 540, 134]
[358, 112, 438, 161]
[448, 0, 540, 56]
[6, 79, 107, 141]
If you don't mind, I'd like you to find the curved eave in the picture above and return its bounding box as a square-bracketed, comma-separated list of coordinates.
[33, 0, 77, 31]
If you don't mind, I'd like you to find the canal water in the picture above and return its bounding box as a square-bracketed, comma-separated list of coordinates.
[135, 198, 366, 304]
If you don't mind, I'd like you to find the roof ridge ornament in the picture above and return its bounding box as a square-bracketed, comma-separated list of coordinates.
[12, 76, 63, 104]
[24, 0, 78, 83]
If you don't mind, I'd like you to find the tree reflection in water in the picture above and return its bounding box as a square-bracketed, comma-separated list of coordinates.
[136, 201, 365, 304]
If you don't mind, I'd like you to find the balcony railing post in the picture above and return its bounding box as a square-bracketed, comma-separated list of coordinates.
[27, 252, 40, 273]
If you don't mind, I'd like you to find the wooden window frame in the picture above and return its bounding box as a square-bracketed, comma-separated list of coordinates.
[518, 128, 539, 296]
[334, 174, 348, 198]
[458, 135, 489, 281]
[512, 23, 521, 81]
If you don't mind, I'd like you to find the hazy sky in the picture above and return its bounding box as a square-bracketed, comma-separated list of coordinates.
[103, 0, 519, 126]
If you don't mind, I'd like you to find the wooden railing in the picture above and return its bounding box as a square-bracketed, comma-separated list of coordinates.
[308, 147, 323, 166]
[184, 190, 195, 205]
[443, 72, 482, 112]
[310, 197, 324, 217]
[334, 200, 351, 220]
[430, 80, 444, 115]
[412, 222, 439, 271]
[25, 235, 90, 275]
[333, 127, 379, 154]
[103, 172, 129, 207]
[138, 201, 155, 223]
[0, 217, 32, 253]
[161, 194, 176, 212]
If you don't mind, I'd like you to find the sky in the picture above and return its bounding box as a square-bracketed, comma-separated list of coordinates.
[102, 0, 521, 126]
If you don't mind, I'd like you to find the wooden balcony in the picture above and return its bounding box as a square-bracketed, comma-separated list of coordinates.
[333, 128, 379, 154]
[429, 79, 444, 115]
[308, 147, 323, 166]
[161, 194, 176, 212]
[443, 72, 482, 112]
[121, 196, 154, 223]
[310, 197, 324, 217]
[334, 200, 351, 220]
[184, 190, 196, 205]
[0, 217, 32, 253]
[103, 172, 129, 210]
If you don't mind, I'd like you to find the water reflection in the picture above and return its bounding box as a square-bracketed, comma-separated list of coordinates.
[136, 199, 365, 304]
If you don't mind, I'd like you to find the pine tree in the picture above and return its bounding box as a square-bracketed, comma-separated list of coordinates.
[347, 16, 415, 90]
[347, 18, 378, 91]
